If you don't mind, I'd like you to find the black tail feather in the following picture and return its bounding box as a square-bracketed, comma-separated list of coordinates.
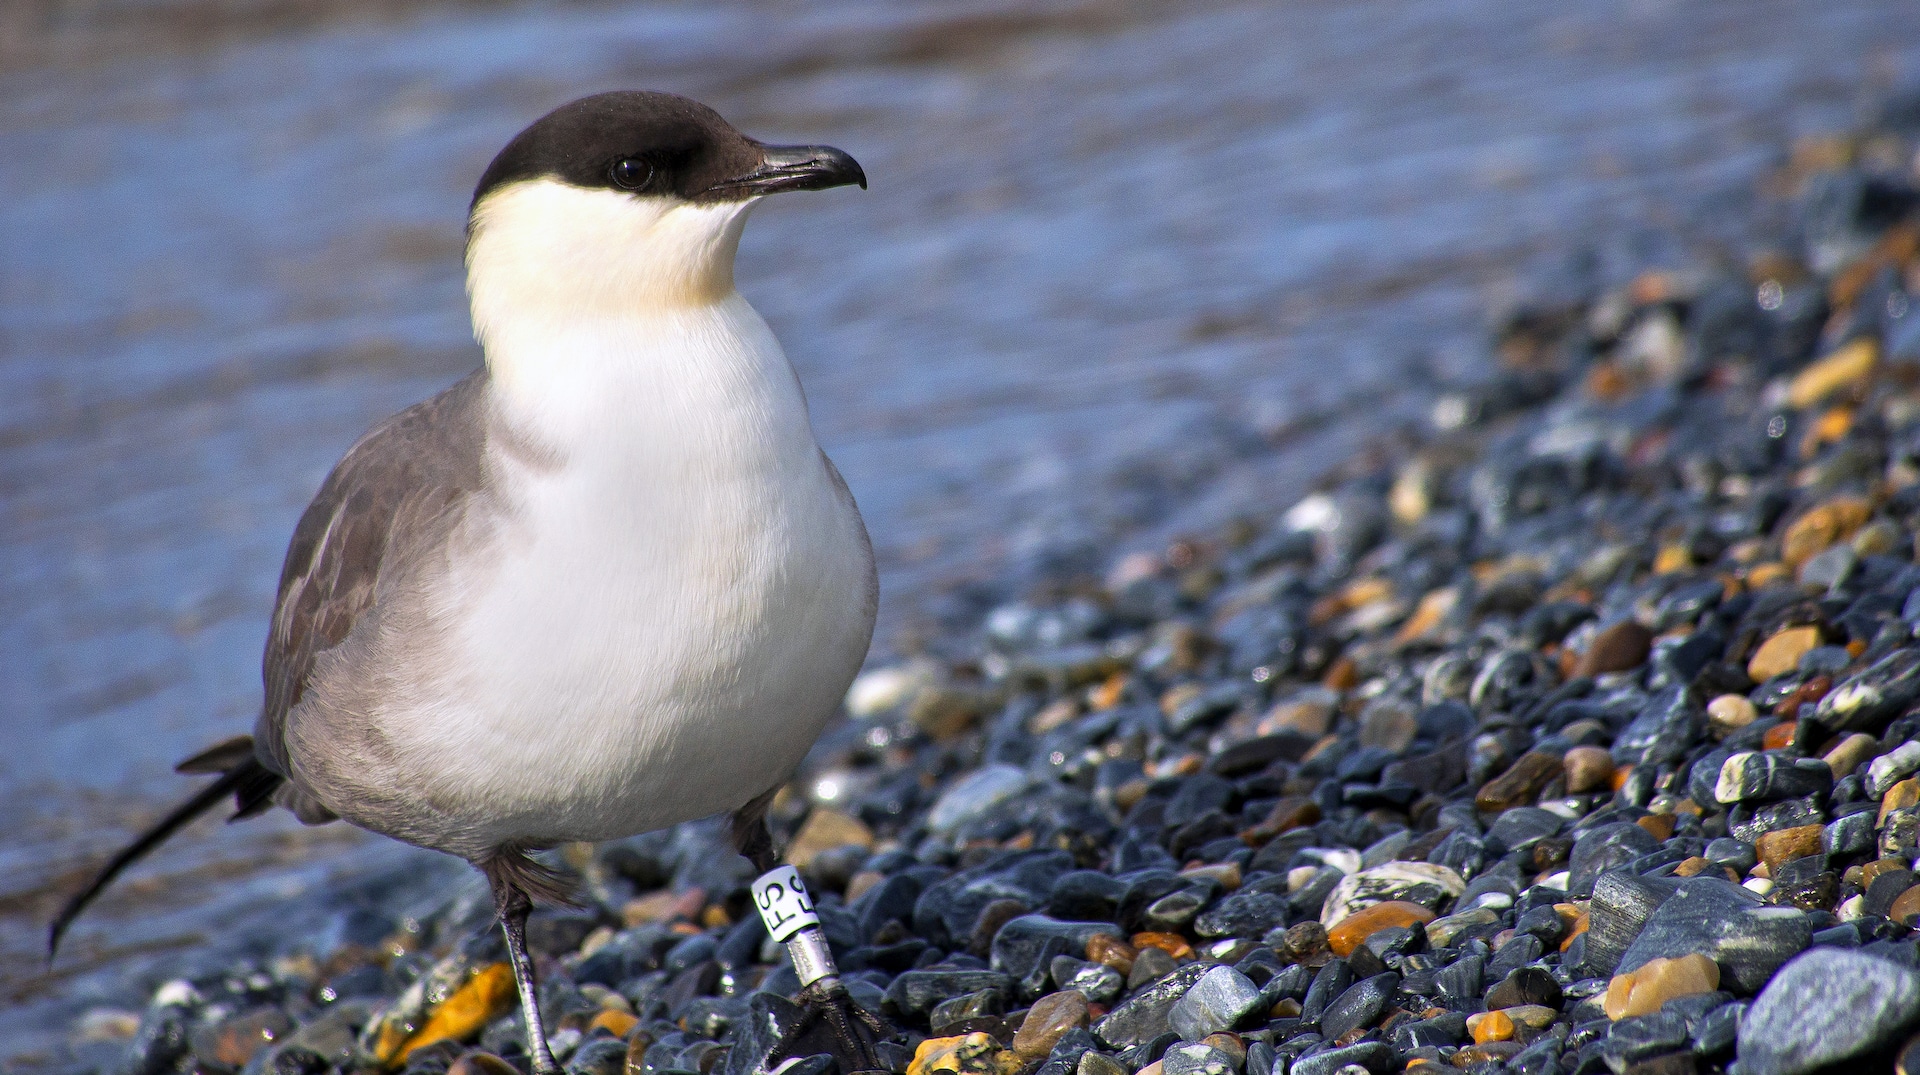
[175, 735, 257, 775]
[48, 755, 282, 962]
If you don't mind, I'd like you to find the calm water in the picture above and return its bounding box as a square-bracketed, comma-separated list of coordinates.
[2, 0, 1916, 1061]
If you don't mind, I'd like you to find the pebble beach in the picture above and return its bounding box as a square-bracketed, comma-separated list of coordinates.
[48, 51, 1920, 1075]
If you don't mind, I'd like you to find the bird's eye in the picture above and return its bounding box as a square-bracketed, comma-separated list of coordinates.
[610, 157, 653, 191]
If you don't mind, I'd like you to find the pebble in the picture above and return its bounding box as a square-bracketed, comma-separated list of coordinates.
[381, 963, 515, 1064]
[1316, 971, 1398, 1041]
[1476, 751, 1566, 811]
[1738, 948, 1920, 1075]
[1786, 338, 1879, 409]
[1747, 627, 1823, 682]
[786, 807, 875, 869]
[1870, 742, 1920, 798]
[1318, 864, 1464, 927]
[1096, 964, 1210, 1049]
[1323, 901, 1434, 957]
[1563, 745, 1615, 794]
[1707, 694, 1759, 735]
[1575, 621, 1655, 677]
[927, 765, 1032, 833]
[1484, 967, 1562, 1011]
[1014, 991, 1091, 1057]
[1468, 1009, 1514, 1044]
[1754, 825, 1825, 872]
[1158, 1043, 1231, 1075]
[1603, 954, 1719, 1020]
[909, 1033, 1022, 1075]
[1166, 966, 1262, 1041]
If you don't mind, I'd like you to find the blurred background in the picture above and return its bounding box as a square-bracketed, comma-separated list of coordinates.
[3, 0, 1918, 1064]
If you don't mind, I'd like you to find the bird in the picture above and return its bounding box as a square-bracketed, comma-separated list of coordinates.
[50, 90, 890, 1074]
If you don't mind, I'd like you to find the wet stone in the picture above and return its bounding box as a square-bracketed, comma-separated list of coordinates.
[1569, 822, 1662, 897]
[990, 916, 1122, 999]
[1708, 694, 1759, 735]
[1287, 1040, 1395, 1075]
[1077, 1055, 1127, 1075]
[1050, 872, 1130, 922]
[1160, 1042, 1234, 1075]
[1606, 1010, 1692, 1064]
[1565, 745, 1616, 794]
[1316, 972, 1398, 1041]
[1126, 947, 1179, 990]
[1485, 967, 1562, 1011]
[1871, 742, 1920, 798]
[1819, 649, 1920, 733]
[1194, 892, 1288, 940]
[886, 970, 1017, 1021]
[1729, 797, 1828, 845]
[1713, 754, 1833, 804]
[1476, 751, 1566, 812]
[1825, 811, 1877, 856]
[930, 990, 1006, 1036]
[1050, 957, 1123, 1005]
[1692, 1000, 1744, 1057]
[1167, 966, 1262, 1041]
[928, 766, 1032, 834]
[1095, 964, 1211, 1050]
[1011, 991, 1090, 1058]
[1615, 877, 1811, 995]
[1737, 948, 1920, 1075]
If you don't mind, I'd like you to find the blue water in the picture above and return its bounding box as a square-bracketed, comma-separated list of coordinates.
[2, 0, 1916, 1061]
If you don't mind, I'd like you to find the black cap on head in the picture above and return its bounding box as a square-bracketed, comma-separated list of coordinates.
[471, 91, 865, 211]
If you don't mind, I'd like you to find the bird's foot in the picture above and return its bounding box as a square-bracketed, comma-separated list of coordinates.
[767, 978, 896, 1075]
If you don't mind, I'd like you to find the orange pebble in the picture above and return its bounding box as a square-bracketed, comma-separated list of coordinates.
[589, 1009, 639, 1039]
[1086, 934, 1138, 974]
[1611, 766, 1634, 792]
[1470, 1010, 1515, 1044]
[1763, 722, 1798, 750]
[1636, 814, 1676, 841]
[1130, 932, 1193, 961]
[1326, 901, 1437, 957]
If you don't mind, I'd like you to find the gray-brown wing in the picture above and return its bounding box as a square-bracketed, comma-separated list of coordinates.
[252, 371, 490, 776]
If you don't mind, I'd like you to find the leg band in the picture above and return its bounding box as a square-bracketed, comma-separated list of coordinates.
[753, 864, 838, 988]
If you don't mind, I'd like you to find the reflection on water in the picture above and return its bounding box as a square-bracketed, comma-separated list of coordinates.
[2, 0, 1915, 1061]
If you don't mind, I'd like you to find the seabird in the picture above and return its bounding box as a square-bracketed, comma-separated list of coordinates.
[52, 90, 888, 1074]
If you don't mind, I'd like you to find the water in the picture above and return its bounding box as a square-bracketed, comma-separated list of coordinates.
[1, 0, 1915, 1061]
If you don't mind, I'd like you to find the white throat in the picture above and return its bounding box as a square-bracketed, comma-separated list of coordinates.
[462, 179, 802, 447]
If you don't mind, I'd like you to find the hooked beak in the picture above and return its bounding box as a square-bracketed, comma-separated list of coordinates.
[711, 144, 867, 197]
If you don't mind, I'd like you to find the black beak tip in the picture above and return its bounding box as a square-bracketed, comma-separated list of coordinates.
[736, 144, 867, 196]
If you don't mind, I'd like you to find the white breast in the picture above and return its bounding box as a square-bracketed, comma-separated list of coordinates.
[383, 291, 874, 848]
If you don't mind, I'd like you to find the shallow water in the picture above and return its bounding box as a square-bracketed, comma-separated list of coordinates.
[1, 0, 1915, 1062]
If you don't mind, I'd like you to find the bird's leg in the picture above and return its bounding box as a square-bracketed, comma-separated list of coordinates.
[731, 798, 893, 1074]
[494, 881, 562, 1075]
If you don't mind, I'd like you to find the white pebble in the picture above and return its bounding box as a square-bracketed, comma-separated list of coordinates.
[1868, 741, 1920, 797]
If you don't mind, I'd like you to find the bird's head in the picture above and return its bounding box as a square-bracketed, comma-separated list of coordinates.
[464, 91, 864, 341]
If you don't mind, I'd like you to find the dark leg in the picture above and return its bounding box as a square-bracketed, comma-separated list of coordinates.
[729, 797, 895, 1074]
[487, 870, 561, 1075]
